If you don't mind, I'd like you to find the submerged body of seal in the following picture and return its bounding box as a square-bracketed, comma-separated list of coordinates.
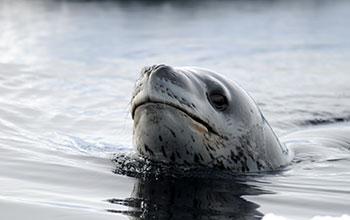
[131, 64, 293, 172]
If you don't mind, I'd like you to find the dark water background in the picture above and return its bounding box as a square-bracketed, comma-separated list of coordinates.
[0, 0, 350, 219]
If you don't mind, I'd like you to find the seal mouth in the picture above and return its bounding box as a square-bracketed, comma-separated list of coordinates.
[132, 100, 220, 136]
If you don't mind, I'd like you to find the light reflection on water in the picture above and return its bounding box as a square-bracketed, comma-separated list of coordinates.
[0, 0, 350, 219]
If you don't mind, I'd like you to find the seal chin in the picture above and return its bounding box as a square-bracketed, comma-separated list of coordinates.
[132, 102, 216, 165]
[133, 101, 219, 136]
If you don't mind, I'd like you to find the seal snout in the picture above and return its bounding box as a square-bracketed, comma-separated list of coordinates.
[132, 64, 186, 120]
[141, 64, 172, 77]
[141, 64, 185, 88]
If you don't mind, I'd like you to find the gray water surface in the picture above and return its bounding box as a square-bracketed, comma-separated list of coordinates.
[1, 0, 350, 219]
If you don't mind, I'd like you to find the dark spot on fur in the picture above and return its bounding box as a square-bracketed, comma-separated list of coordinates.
[176, 151, 181, 159]
[159, 135, 163, 142]
[216, 160, 226, 170]
[144, 144, 154, 156]
[198, 153, 204, 161]
[170, 153, 176, 162]
[256, 161, 264, 170]
[138, 147, 146, 155]
[161, 145, 167, 158]
[194, 154, 200, 163]
[169, 129, 176, 138]
[206, 144, 215, 151]
[209, 153, 214, 160]
[230, 151, 239, 164]
[191, 135, 195, 143]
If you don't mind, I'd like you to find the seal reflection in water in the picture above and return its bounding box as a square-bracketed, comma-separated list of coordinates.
[107, 176, 265, 219]
[131, 64, 293, 172]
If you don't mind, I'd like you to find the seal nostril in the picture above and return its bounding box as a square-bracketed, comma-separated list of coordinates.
[141, 64, 169, 77]
[147, 64, 186, 88]
[141, 66, 153, 77]
[152, 64, 166, 70]
[150, 64, 170, 76]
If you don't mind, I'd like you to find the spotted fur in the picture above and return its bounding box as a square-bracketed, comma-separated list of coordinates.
[132, 64, 293, 172]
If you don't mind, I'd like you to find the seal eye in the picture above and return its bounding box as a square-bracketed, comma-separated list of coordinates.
[209, 93, 228, 111]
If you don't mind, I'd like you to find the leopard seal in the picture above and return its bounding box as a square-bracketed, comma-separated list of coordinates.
[131, 64, 293, 172]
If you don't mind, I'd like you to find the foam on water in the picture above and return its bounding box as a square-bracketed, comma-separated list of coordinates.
[263, 213, 350, 220]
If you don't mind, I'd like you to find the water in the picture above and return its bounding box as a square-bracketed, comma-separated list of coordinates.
[0, 0, 350, 219]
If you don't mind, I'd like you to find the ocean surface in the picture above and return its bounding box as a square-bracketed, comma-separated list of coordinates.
[0, 0, 350, 219]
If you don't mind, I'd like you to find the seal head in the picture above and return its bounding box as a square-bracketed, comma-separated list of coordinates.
[131, 64, 292, 172]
